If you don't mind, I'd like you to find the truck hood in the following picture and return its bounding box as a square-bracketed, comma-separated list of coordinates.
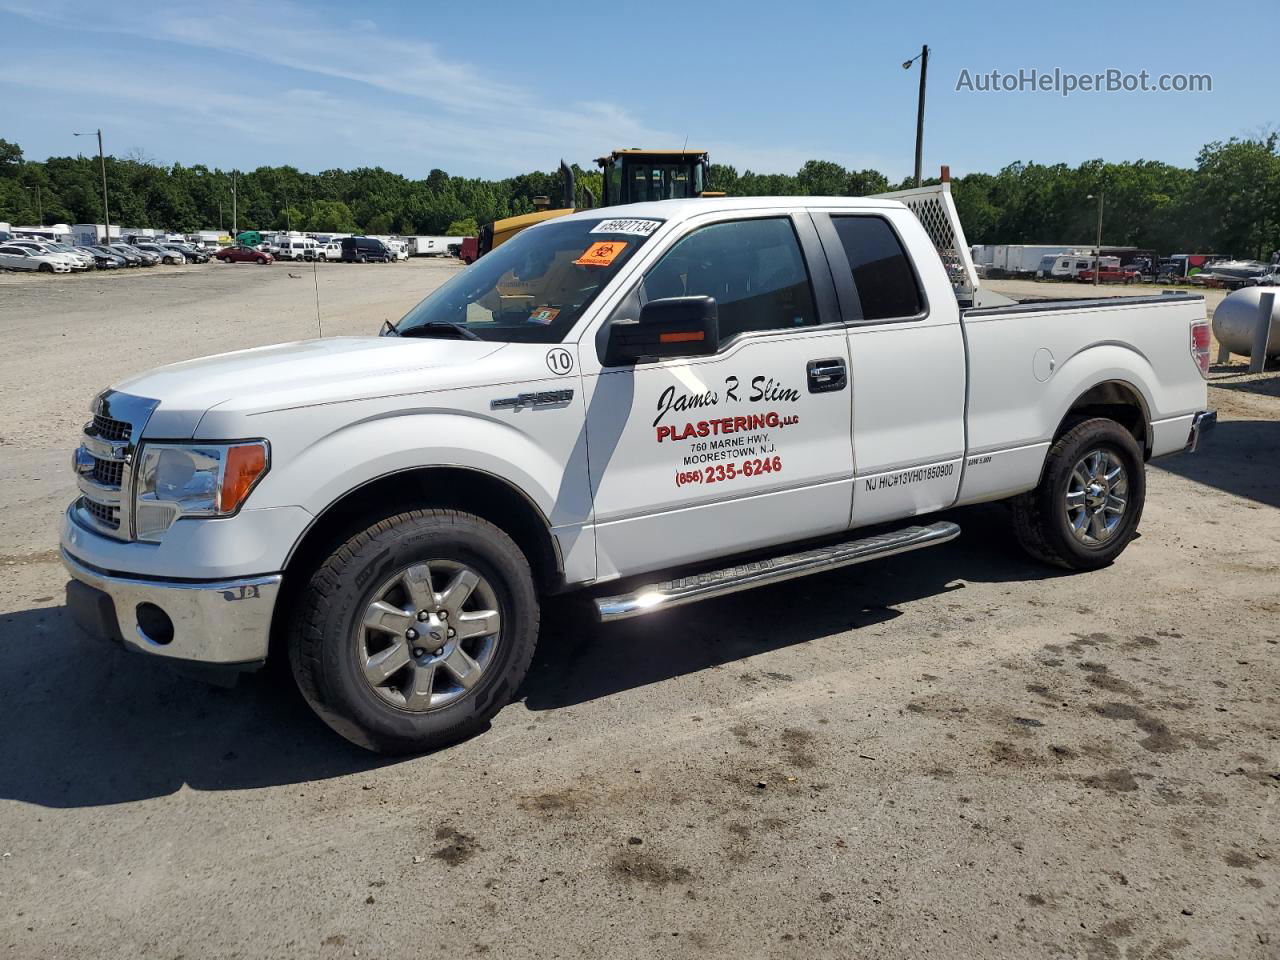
[118, 336, 507, 438]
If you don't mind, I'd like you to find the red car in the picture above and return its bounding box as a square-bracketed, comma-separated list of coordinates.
[215, 244, 273, 265]
[1077, 266, 1142, 284]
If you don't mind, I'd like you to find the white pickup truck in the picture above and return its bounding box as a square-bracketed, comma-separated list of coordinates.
[62, 196, 1215, 753]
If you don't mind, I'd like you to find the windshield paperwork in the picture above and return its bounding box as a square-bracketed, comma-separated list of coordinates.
[390, 216, 662, 343]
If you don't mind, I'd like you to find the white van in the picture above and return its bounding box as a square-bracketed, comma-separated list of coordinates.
[278, 237, 321, 261]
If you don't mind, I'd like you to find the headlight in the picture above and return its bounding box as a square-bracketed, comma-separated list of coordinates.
[134, 441, 269, 541]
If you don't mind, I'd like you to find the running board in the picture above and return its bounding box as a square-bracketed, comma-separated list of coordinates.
[594, 521, 960, 622]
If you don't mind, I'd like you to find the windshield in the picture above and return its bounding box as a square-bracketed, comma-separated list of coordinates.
[393, 216, 661, 343]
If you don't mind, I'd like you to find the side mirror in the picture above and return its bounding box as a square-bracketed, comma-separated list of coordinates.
[605, 296, 719, 366]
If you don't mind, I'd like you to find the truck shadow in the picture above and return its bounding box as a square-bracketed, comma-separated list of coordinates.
[0, 606, 395, 809]
[522, 502, 1066, 711]
[1150, 418, 1280, 509]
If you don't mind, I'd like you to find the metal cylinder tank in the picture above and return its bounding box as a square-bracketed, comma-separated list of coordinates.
[1212, 287, 1280, 358]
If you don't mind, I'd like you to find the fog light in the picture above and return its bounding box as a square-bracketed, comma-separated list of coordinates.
[136, 602, 174, 645]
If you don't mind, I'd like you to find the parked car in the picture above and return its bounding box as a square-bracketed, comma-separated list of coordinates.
[97, 244, 141, 267]
[1077, 266, 1143, 284]
[134, 242, 185, 266]
[322, 241, 342, 261]
[215, 244, 273, 265]
[75, 245, 122, 269]
[161, 242, 209, 264]
[112, 243, 159, 266]
[47, 242, 98, 270]
[385, 239, 409, 262]
[340, 236, 391, 263]
[9, 239, 88, 270]
[0, 243, 72, 272]
[60, 197, 1214, 754]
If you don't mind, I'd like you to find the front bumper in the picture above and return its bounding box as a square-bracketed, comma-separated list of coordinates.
[61, 548, 281, 667]
[1186, 409, 1217, 453]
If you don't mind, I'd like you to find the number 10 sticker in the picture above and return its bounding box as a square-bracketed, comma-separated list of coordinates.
[546, 348, 574, 375]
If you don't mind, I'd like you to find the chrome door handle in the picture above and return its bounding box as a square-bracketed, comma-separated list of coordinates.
[806, 358, 847, 393]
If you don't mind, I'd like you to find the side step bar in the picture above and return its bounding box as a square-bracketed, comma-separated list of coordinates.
[594, 521, 960, 622]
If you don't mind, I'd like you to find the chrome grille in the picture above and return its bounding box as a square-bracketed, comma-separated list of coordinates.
[81, 498, 121, 530]
[92, 413, 131, 442]
[72, 392, 159, 541]
[91, 458, 124, 487]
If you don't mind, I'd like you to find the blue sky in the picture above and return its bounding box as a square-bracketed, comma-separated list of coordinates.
[0, 0, 1274, 181]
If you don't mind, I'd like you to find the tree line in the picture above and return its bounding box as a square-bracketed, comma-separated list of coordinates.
[1, 135, 1277, 258]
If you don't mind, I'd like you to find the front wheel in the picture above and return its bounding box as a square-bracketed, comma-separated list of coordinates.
[38, 263, 54, 273]
[1012, 417, 1145, 570]
[317, 253, 326, 261]
[256, 256, 268, 265]
[289, 509, 539, 754]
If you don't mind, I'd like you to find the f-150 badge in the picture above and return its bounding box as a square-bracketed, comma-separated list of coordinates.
[491, 389, 574, 411]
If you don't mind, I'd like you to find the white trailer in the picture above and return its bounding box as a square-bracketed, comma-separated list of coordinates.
[991, 244, 1085, 276]
[405, 236, 462, 257]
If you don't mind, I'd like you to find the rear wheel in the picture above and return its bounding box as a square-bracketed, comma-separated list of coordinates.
[289, 509, 539, 754]
[38, 263, 54, 273]
[256, 256, 268, 265]
[1012, 417, 1145, 570]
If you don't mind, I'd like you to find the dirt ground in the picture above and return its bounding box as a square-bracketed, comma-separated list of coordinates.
[0, 263, 1276, 959]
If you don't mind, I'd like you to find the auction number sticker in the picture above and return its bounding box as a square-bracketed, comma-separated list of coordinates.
[546, 348, 574, 376]
[590, 218, 661, 237]
[574, 241, 627, 267]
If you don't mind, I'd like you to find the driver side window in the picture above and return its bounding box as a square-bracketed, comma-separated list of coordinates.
[641, 217, 818, 342]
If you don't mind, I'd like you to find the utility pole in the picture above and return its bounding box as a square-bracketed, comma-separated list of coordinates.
[903, 45, 929, 187]
[1088, 190, 1105, 287]
[284, 190, 291, 232]
[73, 129, 110, 243]
[21, 183, 42, 225]
[231, 171, 238, 236]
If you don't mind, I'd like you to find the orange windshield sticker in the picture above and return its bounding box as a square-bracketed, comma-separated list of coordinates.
[529, 306, 560, 325]
[574, 240, 628, 267]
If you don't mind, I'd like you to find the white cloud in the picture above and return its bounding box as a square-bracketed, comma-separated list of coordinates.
[0, 0, 892, 178]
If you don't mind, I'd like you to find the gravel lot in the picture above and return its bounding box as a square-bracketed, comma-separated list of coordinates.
[1, 263, 1276, 959]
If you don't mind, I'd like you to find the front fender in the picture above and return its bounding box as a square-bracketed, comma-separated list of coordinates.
[266, 408, 584, 528]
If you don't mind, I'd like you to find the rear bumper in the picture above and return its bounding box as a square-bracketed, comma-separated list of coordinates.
[1185, 409, 1217, 453]
[61, 548, 280, 668]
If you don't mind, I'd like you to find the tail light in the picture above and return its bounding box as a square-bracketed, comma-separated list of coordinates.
[1190, 320, 1210, 378]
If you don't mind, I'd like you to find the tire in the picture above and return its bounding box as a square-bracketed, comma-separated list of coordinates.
[317, 253, 326, 262]
[358, 255, 367, 264]
[1012, 417, 1145, 571]
[38, 263, 54, 273]
[289, 509, 539, 754]
[256, 256, 268, 265]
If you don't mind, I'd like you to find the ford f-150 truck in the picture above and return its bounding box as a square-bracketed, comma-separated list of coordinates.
[62, 196, 1215, 753]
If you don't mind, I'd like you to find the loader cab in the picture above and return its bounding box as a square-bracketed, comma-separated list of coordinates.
[596, 150, 713, 206]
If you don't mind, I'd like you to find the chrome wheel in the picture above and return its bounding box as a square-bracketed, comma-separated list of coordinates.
[357, 560, 501, 712]
[1066, 448, 1129, 546]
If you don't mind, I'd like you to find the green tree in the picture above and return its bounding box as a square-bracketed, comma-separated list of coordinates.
[445, 217, 478, 236]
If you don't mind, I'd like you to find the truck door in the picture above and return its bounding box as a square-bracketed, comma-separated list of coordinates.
[579, 212, 855, 581]
[811, 211, 966, 526]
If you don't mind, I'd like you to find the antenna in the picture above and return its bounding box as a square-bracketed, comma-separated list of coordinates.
[681, 133, 689, 157]
[312, 254, 323, 337]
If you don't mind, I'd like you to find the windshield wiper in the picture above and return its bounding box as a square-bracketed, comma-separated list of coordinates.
[394, 320, 481, 341]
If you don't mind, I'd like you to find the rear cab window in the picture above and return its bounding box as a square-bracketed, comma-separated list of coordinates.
[828, 216, 925, 322]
